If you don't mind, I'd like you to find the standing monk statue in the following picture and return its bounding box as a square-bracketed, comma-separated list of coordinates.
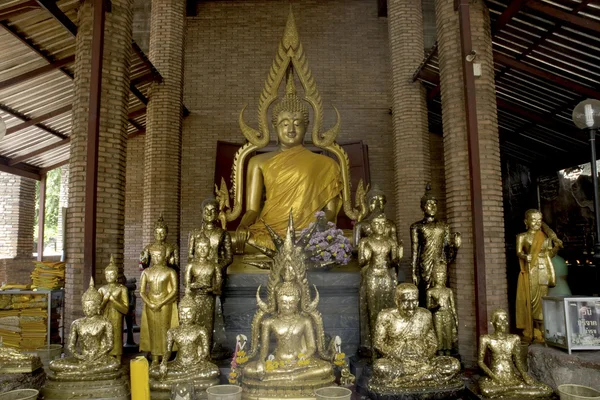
[411, 185, 461, 304]
[98, 255, 128, 364]
[516, 209, 561, 342]
[140, 215, 180, 367]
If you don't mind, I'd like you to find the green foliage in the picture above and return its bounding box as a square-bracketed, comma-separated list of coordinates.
[34, 168, 62, 251]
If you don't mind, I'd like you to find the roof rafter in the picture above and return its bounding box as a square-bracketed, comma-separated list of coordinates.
[0, 1, 40, 20]
[0, 103, 68, 140]
[492, 0, 527, 35]
[39, 159, 68, 174]
[0, 55, 74, 91]
[8, 138, 70, 166]
[6, 104, 72, 135]
[0, 157, 41, 180]
[524, 0, 600, 34]
[34, 0, 77, 35]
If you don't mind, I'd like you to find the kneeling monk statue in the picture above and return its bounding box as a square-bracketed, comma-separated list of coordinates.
[478, 309, 552, 398]
[42, 279, 129, 399]
[149, 295, 219, 397]
[369, 283, 461, 393]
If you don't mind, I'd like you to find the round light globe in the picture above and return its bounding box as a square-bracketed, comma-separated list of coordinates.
[0, 117, 5, 141]
[573, 99, 600, 130]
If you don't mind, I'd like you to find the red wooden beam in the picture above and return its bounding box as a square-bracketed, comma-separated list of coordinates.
[0, 1, 39, 20]
[6, 104, 72, 135]
[128, 106, 146, 120]
[34, 0, 77, 35]
[494, 52, 600, 99]
[492, 0, 527, 35]
[37, 173, 46, 261]
[131, 41, 162, 83]
[0, 56, 75, 91]
[0, 157, 41, 180]
[39, 159, 69, 174]
[8, 138, 70, 166]
[0, 103, 68, 140]
[525, 0, 600, 34]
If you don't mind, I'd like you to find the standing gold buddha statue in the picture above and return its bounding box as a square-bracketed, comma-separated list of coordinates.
[369, 283, 461, 393]
[184, 231, 222, 352]
[410, 185, 461, 304]
[478, 309, 553, 398]
[188, 197, 233, 270]
[149, 295, 219, 398]
[353, 186, 398, 246]
[240, 212, 347, 399]
[516, 209, 561, 342]
[358, 213, 402, 357]
[42, 279, 129, 400]
[98, 254, 129, 364]
[426, 268, 458, 355]
[139, 215, 179, 367]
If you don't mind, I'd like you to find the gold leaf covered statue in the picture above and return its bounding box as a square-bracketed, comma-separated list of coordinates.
[240, 212, 345, 399]
[369, 283, 461, 393]
[426, 268, 458, 355]
[149, 295, 219, 397]
[42, 279, 129, 400]
[184, 229, 223, 351]
[410, 185, 461, 303]
[98, 254, 129, 364]
[0, 338, 42, 373]
[516, 209, 561, 342]
[358, 213, 402, 357]
[353, 185, 397, 246]
[227, 10, 363, 252]
[478, 309, 553, 398]
[140, 215, 179, 367]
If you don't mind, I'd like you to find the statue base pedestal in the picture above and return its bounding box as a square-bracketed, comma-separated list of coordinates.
[357, 369, 464, 400]
[241, 375, 336, 400]
[465, 381, 557, 400]
[528, 344, 600, 392]
[150, 377, 220, 399]
[224, 259, 361, 356]
[41, 371, 130, 399]
[0, 368, 46, 392]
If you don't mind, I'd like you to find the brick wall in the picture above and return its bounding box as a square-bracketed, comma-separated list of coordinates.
[180, 0, 394, 258]
[56, 165, 69, 255]
[0, 172, 35, 284]
[125, 136, 144, 280]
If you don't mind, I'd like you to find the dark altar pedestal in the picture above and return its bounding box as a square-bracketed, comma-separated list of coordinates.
[222, 259, 361, 356]
[528, 343, 600, 391]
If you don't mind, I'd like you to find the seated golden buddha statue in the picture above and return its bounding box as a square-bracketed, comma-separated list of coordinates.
[369, 283, 461, 393]
[42, 279, 129, 400]
[478, 309, 553, 398]
[221, 11, 363, 253]
[240, 213, 342, 399]
[149, 295, 219, 397]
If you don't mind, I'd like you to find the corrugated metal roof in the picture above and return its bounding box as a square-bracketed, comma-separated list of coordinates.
[415, 0, 600, 170]
[0, 0, 161, 178]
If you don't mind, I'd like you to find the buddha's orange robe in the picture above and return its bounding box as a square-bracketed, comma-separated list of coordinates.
[248, 146, 342, 247]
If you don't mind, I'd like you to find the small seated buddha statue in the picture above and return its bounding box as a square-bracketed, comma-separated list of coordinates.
[240, 214, 340, 399]
[149, 295, 219, 397]
[42, 279, 129, 399]
[478, 309, 553, 398]
[369, 283, 461, 393]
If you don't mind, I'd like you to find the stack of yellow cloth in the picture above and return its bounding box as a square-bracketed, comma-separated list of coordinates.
[31, 261, 66, 289]
[0, 311, 21, 348]
[20, 309, 47, 349]
[11, 294, 46, 310]
[0, 283, 31, 290]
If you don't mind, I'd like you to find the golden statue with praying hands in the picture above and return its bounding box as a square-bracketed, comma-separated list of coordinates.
[220, 10, 364, 252]
[98, 254, 128, 364]
[478, 309, 553, 398]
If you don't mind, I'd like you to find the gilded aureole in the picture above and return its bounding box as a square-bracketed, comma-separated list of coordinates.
[369, 283, 461, 392]
[478, 309, 553, 398]
[410, 185, 461, 305]
[516, 209, 561, 342]
[426, 268, 458, 356]
[149, 295, 219, 395]
[184, 229, 222, 351]
[139, 215, 179, 367]
[358, 213, 402, 357]
[98, 254, 129, 363]
[240, 213, 347, 399]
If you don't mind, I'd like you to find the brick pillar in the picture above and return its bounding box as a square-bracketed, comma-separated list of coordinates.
[0, 172, 35, 283]
[143, 0, 185, 250]
[56, 165, 69, 254]
[436, 0, 508, 365]
[65, 0, 133, 326]
[388, 0, 431, 279]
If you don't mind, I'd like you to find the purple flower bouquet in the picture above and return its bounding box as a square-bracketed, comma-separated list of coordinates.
[300, 211, 353, 268]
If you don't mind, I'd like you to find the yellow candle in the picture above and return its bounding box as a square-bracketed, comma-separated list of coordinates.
[130, 356, 150, 400]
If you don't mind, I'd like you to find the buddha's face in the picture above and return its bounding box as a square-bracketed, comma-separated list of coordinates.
[371, 217, 387, 236]
[525, 211, 542, 232]
[203, 202, 218, 224]
[155, 227, 167, 242]
[197, 242, 210, 259]
[281, 263, 295, 282]
[433, 270, 446, 287]
[277, 293, 299, 317]
[275, 111, 307, 148]
[105, 270, 117, 284]
[423, 199, 437, 218]
[492, 311, 509, 334]
[396, 291, 418, 318]
[369, 195, 386, 213]
[83, 300, 101, 317]
[179, 306, 196, 326]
